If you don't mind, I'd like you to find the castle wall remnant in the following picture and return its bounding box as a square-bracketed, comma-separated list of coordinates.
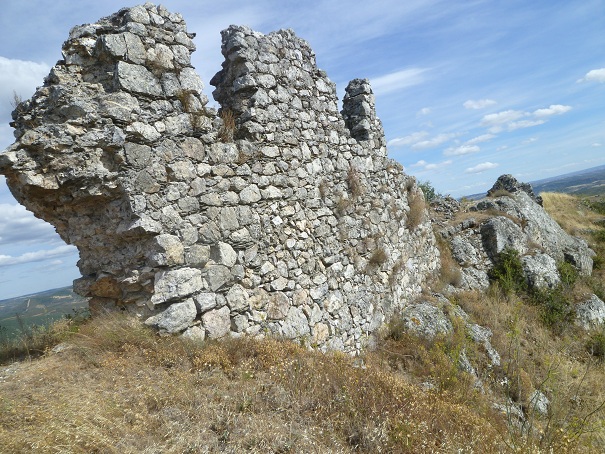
[0, 4, 439, 352]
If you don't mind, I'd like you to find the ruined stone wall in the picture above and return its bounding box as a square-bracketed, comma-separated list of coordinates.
[0, 4, 439, 352]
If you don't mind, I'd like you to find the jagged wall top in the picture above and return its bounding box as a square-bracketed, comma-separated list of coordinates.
[0, 4, 439, 352]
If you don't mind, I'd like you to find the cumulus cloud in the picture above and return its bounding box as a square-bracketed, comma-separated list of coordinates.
[480, 104, 571, 133]
[387, 131, 429, 148]
[465, 162, 499, 173]
[411, 133, 457, 150]
[466, 133, 495, 145]
[0, 56, 50, 120]
[508, 119, 545, 131]
[370, 67, 428, 95]
[578, 68, 605, 83]
[481, 110, 525, 129]
[411, 159, 452, 171]
[0, 245, 77, 267]
[417, 107, 431, 116]
[0, 203, 59, 245]
[533, 104, 572, 117]
[444, 144, 480, 156]
[463, 99, 496, 109]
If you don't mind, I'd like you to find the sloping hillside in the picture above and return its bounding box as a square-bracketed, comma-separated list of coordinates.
[2, 191, 605, 453]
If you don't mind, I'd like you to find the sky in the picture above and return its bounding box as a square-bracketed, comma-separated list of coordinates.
[0, 0, 604, 299]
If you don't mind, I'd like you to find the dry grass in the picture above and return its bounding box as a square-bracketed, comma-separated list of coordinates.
[406, 191, 426, 230]
[452, 288, 605, 452]
[218, 108, 236, 142]
[542, 192, 602, 236]
[0, 312, 510, 453]
[435, 234, 462, 289]
[347, 165, 364, 198]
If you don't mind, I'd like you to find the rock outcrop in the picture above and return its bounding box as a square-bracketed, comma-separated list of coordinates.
[439, 176, 594, 292]
[0, 4, 439, 352]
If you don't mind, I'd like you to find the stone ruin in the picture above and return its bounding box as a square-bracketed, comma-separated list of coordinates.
[2, 4, 597, 354]
[0, 4, 440, 352]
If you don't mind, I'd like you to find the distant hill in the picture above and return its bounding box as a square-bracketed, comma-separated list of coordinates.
[464, 164, 605, 199]
[531, 164, 605, 195]
[0, 286, 88, 336]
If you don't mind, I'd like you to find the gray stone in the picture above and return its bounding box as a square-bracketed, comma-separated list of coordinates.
[202, 306, 231, 339]
[576, 294, 605, 330]
[182, 325, 206, 342]
[151, 268, 203, 305]
[210, 242, 237, 267]
[145, 298, 197, 333]
[226, 284, 249, 312]
[400, 302, 453, 340]
[522, 253, 560, 290]
[115, 61, 162, 97]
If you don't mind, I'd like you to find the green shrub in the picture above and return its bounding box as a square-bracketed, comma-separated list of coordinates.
[530, 287, 574, 333]
[418, 180, 437, 202]
[557, 260, 578, 288]
[489, 248, 527, 295]
[586, 328, 605, 359]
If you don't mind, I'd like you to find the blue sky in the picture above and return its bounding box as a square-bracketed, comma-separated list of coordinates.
[0, 0, 604, 299]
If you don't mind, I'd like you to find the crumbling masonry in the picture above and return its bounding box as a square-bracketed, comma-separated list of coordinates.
[0, 4, 440, 352]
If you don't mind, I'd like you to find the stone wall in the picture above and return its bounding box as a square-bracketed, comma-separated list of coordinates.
[0, 4, 439, 352]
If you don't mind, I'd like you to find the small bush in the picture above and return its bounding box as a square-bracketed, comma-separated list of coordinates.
[558, 260, 579, 288]
[418, 180, 437, 202]
[531, 287, 574, 333]
[489, 247, 527, 295]
[368, 247, 388, 267]
[586, 329, 605, 359]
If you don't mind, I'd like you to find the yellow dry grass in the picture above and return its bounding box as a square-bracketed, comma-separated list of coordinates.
[0, 313, 507, 453]
[541, 192, 602, 236]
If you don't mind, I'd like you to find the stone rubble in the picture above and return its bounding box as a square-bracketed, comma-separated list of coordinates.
[0, 4, 440, 353]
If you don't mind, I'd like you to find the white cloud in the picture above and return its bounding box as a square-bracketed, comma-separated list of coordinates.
[508, 119, 545, 131]
[411, 133, 457, 150]
[444, 144, 480, 156]
[417, 107, 431, 116]
[387, 131, 429, 148]
[465, 162, 499, 173]
[411, 160, 427, 167]
[533, 104, 572, 117]
[370, 67, 428, 95]
[411, 159, 452, 171]
[481, 110, 526, 128]
[578, 68, 605, 83]
[466, 133, 495, 145]
[463, 99, 496, 109]
[0, 203, 59, 245]
[0, 245, 77, 267]
[592, 143, 602, 147]
[0, 56, 50, 120]
[424, 160, 452, 170]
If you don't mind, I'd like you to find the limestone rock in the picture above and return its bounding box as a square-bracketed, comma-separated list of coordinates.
[145, 298, 197, 333]
[202, 306, 231, 339]
[576, 294, 605, 330]
[522, 253, 560, 290]
[400, 302, 453, 340]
